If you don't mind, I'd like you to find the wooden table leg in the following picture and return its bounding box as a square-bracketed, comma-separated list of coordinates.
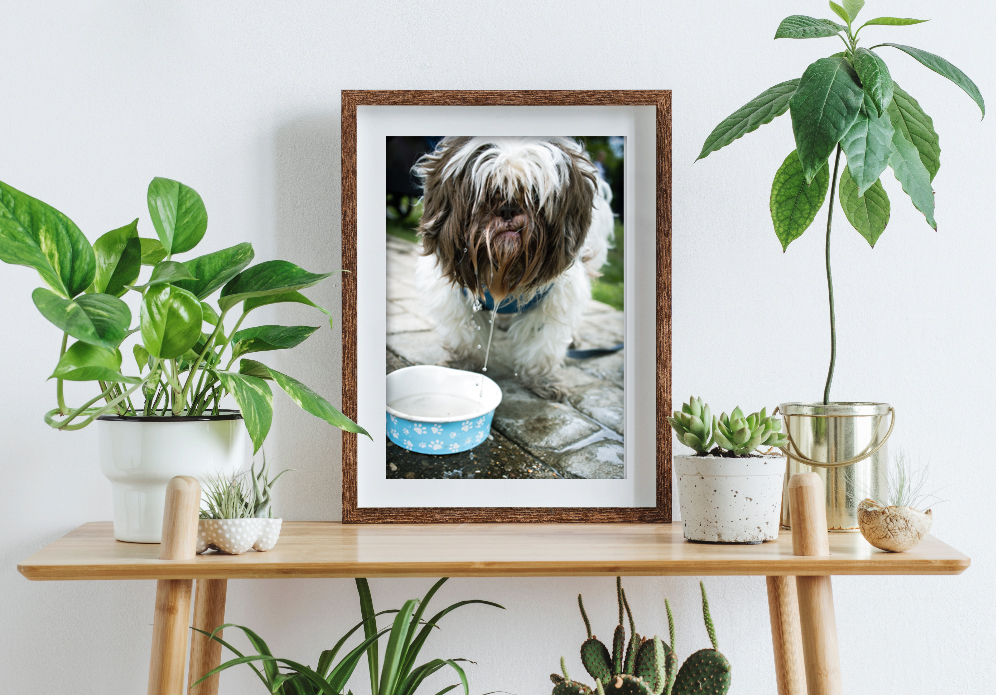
[147, 476, 200, 695]
[189, 579, 229, 695]
[766, 575, 806, 695]
[789, 473, 842, 695]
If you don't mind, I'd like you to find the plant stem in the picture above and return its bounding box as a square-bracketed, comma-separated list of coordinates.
[823, 144, 843, 405]
[56, 332, 68, 414]
[181, 307, 231, 401]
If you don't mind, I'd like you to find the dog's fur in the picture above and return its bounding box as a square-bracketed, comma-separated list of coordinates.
[413, 136, 615, 400]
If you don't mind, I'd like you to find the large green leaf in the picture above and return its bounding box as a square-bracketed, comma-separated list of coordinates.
[697, 80, 799, 161]
[773, 16, 844, 40]
[789, 56, 865, 182]
[838, 168, 890, 247]
[878, 44, 985, 117]
[216, 371, 273, 453]
[828, 1, 850, 25]
[134, 344, 151, 373]
[33, 288, 131, 348]
[93, 220, 141, 297]
[243, 290, 335, 328]
[859, 17, 928, 29]
[50, 341, 140, 383]
[0, 181, 95, 298]
[843, 0, 864, 22]
[147, 177, 208, 256]
[770, 150, 831, 251]
[839, 97, 894, 195]
[887, 83, 941, 181]
[231, 325, 319, 360]
[889, 126, 936, 230]
[238, 359, 369, 438]
[852, 48, 893, 117]
[130, 260, 197, 291]
[139, 238, 167, 266]
[173, 242, 255, 300]
[219, 261, 334, 311]
[141, 284, 204, 359]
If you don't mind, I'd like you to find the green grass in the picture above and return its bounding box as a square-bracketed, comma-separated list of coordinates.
[591, 220, 624, 311]
[386, 218, 420, 244]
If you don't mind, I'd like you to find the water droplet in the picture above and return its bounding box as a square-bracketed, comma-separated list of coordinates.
[476, 326, 481, 330]
[482, 367, 487, 372]
[477, 345, 482, 349]
[514, 372, 518, 377]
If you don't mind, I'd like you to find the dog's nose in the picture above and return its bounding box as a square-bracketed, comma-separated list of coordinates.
[499, 204, 518, 220]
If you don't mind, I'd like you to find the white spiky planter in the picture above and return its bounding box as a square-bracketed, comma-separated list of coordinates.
[197, 518, 283, 555]
[675, 453, 786, 544]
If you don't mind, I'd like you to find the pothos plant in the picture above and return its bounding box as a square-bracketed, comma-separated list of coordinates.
[0, 176, 369, 451]
[697, 0, 984, 404]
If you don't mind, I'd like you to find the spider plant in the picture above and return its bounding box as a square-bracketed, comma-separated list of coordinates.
[194, 578, 503, 695]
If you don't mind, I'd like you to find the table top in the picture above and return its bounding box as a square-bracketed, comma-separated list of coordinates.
[17, 522, 970, 581]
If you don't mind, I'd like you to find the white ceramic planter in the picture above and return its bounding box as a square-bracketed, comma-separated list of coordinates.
[675, 453, 785, 544]
[197, 518, 283, 554]
[97, 412, 246, 543]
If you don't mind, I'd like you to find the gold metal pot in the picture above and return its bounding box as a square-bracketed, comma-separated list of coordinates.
[777, 402, 894, 531]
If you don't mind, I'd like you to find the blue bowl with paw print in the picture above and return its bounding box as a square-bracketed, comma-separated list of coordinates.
[386, 365, 503, 455]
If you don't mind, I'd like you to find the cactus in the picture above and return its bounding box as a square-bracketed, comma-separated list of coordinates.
[553, 656, 594, 695]
[249, 453, 293, 518]
[602, 674, 654, 695]
[667, 397, 715, 454]
[553, 580, 730, 695]
[713, 407, 788, 456]
[669, 583, 731, 695]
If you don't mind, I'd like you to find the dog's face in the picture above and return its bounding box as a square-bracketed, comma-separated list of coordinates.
[415, 137, 597, 303]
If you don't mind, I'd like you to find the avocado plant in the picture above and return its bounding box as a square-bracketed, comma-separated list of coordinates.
[697, 0, 984, 403]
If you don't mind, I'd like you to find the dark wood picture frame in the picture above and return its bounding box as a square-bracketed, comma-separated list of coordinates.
[341, 90, 672, 523]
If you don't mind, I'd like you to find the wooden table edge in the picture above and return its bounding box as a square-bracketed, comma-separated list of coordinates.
[17, 558, 971, 581]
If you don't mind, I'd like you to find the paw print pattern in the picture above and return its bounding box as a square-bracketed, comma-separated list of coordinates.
[386, 413, 496, 456]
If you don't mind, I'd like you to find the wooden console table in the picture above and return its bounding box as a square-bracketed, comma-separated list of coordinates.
[18, 475, 969, 695]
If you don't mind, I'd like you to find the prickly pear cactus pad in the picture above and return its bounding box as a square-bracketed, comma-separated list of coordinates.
[601, 674, 654, 695]
[582, 638, 614, 684]
[670, 649, 732, 695]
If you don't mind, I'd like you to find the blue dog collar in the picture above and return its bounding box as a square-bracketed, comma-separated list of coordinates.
[465, 285, 552, 314]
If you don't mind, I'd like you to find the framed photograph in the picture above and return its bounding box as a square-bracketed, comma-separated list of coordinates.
[341, 90, 671, 522]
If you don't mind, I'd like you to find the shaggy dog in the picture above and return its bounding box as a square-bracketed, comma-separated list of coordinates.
[413, 136, 615, 400]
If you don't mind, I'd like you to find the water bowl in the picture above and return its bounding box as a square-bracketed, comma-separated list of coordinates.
[386, 365, 502, 455]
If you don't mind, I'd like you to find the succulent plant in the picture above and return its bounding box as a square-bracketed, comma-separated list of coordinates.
[668, 397, 716, 454]
[713, 407, 788, 456]
[250, 453, 293, 518]
[553, 579, 730, 695]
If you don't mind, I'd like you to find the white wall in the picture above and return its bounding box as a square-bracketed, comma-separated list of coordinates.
[1, 1, 993, 693]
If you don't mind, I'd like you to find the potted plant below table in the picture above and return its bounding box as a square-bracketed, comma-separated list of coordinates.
[0, 176, 369, 542]
[669, 397, 788, 544]
[696, 0, 984, 530]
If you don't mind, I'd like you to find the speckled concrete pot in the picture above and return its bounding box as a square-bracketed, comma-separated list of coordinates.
[197, 518, 284, 554]
[857, 498, 932, 552]
[675, 453, 785, 544]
